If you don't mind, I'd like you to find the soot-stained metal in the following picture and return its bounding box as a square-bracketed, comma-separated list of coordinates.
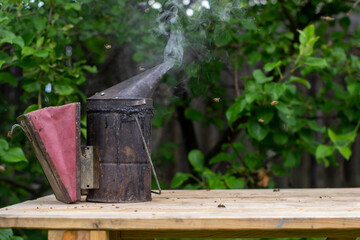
[86, 62, 169, 203]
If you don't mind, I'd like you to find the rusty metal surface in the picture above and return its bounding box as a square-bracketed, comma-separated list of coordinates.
[86, 61, 168, 202]
[86, 163, 151, 203]
[80, 146, 100, 190]
[86, 99, 153, 203]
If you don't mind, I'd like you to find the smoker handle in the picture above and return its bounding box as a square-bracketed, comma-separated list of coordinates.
[9, 124, 32, 142]
[135, 117, 161, 195]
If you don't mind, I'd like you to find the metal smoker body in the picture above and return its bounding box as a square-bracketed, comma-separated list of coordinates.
[86, 62, 171, 202]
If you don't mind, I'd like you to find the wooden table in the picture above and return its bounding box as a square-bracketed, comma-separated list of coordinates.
[1, 189, 360, 239]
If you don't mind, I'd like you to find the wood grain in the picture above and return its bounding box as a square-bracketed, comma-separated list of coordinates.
[1, 189, 360, 238]
[48, 230, 107, 240]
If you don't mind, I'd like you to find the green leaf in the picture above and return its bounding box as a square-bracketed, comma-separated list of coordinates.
[36, 37, 45, 48]
[307, 120, 325, 133]
[240, 18, 257, 31]
[256, 106, 274, 124]
[347, 82, 360, 97]
[327, 129, 357, 147]
[0, 16, 9, 24]
[0, 147, 28, 163]
[22, 80, 40, 93]
[33, 49, 49, 58]
[170, 172, 191, 188]
[232, 142, 245, 152]
[83, 65, 98, 73]
[247, 51, 261, 66]
[264, 61, 282, 72]
[337, 146, 352, 160]
[185, 108, 203, 122]
[303, 24, 315, 42]
[264, 82, 286, 100]
[0, 72, 17, 86]
[11, 236, 24, 240]
[332, 47, 347, 63]
[282, 151, 300, 168]
[209, 152, 230, 165]
[12, 36, 25, 49]
[0, 139, 9, 151]
[339, 16, 350, 32]
[204, 169, 226, 189]
[253, 69, 273, 84]
[23, 67, 40, 79]
[275, 102, 292, 115]
[315, 145, 335, 160]
[298, 24, 319, 57]
[247, 118, 269, 141]
[0, 228, 13, 240]
[271, 164, 289, 176]
[24, 104, 39, 114]
[287, 76, 311, 89]
[243, 152, 262, 170]
[299, 130, 316, 145]
[33, 17, 47, 31]
[226, 99, 246, 126]
[54, 84, 74, 95]
[64, 2, 82, 11]
[0, 30, 24, 48]
[21, 46, 36, 58]
[328, 129, 337, 144]
[225, 176, 244, 189]
[245, 92, 264, 104]
[188, 149, 204, 172]
[273, 132, 288, 145]
[213, 25, 232, 46]
[0, 60, 6, 68]
[0, 30, 16, 41]
[304, 57, 327, 67]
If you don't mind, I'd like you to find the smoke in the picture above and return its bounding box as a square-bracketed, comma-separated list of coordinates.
[156, 4, 185, 69]
[144, 0, 250, 71]
[163, 26, 185, 68]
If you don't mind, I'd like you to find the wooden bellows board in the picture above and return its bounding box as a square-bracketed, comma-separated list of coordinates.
[17, 103, 81, 203]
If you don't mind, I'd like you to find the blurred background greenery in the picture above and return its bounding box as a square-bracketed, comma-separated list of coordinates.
[1, 0, 360, 239]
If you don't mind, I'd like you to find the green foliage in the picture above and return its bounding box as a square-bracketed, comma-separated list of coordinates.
[0, 229, 23, 240]
[166, 0, 359, 190]
[0, 139, 27, 163]
[1, 3, 360, 240]
[0, 1, 101, 237]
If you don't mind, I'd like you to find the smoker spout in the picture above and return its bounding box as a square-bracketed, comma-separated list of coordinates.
[89, 62, 173, 100]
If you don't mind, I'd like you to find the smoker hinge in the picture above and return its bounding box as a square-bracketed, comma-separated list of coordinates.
[81, 146, 100, 195]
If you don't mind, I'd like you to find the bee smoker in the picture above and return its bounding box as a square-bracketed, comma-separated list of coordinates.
[13, 62, 172, 203]
[85, 62, 172, 202]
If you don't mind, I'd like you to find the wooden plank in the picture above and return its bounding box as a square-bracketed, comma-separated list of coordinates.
[48, 230, 108, 240]
[90, 231, 108, 240]
[46, 229, 360, 239]
[119, 230, 360, 238]
[48, 230, 90, 240]
[1, 189, 360, 238]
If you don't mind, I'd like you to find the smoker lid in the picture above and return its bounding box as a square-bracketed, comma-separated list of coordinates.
[88, 62, 172, 100]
